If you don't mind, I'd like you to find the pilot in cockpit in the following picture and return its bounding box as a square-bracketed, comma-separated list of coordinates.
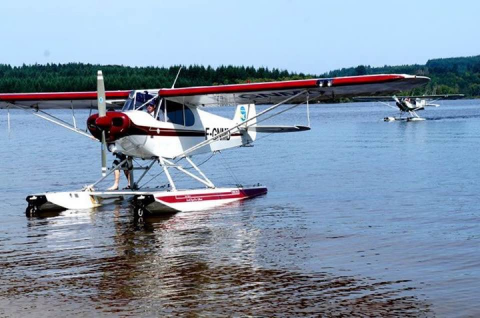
[146, 101, 156, 117]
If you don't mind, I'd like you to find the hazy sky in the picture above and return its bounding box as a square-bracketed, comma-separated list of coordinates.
[1, 0, 479, 74]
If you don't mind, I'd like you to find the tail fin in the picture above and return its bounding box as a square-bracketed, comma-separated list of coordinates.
[233, 104, 256, 125]
[233, 104, 257, 143]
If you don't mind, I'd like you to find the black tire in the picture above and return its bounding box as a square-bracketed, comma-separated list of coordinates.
[135, 207, 145, 218]
[26, 205, 38, 217]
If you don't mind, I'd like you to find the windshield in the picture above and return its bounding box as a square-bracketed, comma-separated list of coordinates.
[121, 91, 158, 112]
[135, 91, 156, 110]
[121, 90, 136, 111]
[121, 98, 134, 111]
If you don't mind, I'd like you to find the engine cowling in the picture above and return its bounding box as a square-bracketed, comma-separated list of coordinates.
[87, 111, 131, 142]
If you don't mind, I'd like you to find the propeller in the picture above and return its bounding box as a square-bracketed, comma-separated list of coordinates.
[392, 95, 404, 110]
[97, 70, 108, 177]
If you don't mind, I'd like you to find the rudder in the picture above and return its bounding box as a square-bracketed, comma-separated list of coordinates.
[233, 104, 257, 143]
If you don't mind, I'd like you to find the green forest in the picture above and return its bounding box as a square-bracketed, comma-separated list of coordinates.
[1, 55, 479, 97]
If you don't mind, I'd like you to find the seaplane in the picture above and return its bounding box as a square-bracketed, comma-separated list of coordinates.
[354, 94, 464, 121]
[0, 71, 429, 218]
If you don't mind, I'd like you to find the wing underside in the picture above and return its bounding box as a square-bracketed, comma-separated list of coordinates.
[0, 74, 429, 109]
[159, 74, 430, 107]
[0, 91, 130, 109]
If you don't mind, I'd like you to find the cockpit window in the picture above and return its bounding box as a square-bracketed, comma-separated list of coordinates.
[121, 91, 157, 112]
[122, 96, 134, 111]
[166, 100, 184, 125]
[135, 91, 156, 109]
[160, 100, 195, 126]
[185, 106, 195, 126]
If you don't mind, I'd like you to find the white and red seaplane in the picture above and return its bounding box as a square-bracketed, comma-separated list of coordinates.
[0, 71, 429, 217]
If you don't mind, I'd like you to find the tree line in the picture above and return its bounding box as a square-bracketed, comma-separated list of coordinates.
[1, 55, 480, 97]
[324, 55, 480, 97]
[0, 64, 307, 93]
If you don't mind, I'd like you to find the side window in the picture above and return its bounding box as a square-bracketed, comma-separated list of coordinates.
[184, 106, 195, 126]
[163, 100, 196, 126]
[166, 100, 184, 125]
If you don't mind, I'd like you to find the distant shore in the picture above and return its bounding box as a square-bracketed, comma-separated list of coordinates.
[1, 55, 479, 97]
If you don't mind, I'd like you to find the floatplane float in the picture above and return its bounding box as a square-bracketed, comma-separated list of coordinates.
[0, 71, 429, 218]
[354, 94, 464, 121]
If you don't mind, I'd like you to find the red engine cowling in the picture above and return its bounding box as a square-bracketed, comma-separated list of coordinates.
[87, 111, 131, 142]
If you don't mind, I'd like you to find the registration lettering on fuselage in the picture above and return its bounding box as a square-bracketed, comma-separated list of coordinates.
[205, 127, 231, 141]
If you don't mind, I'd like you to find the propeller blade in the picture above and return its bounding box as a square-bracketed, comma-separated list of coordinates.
[97, 70, 106, 117]
[392, 95, 401, 104]
[98, 70, 108, 177]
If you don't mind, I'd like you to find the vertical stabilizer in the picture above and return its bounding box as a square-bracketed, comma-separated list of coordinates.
[233, 104, 257, 143]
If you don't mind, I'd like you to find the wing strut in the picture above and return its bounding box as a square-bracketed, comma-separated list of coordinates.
[7, 103, 94, 139]
[173, 90, 309, 159]
[306, 93, 311, 128]
[71, 101, 77, 129]
[7, 106, 11, 135]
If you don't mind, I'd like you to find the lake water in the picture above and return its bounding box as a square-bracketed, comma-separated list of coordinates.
[1, 100, 480, 316]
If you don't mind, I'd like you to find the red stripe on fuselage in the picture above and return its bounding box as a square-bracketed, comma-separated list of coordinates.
[125, 123, 242, 138]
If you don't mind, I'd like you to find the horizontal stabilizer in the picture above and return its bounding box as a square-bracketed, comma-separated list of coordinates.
[249, 125, 311, 133]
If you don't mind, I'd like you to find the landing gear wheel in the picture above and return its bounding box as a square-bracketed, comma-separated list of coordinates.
[26, 205, 38, 217]
[134, 206, 146, 224]
[134, 206, 146, 218]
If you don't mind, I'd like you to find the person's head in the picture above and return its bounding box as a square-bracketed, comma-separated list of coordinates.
[147, 103, 156, 113]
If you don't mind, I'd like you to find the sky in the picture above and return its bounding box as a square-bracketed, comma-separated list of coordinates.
[1, 0, 479, 75]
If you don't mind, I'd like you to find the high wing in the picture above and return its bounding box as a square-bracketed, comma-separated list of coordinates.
[353, 94, 464, 102]
[0, 74, 429, 109]
[0, 90, 131, 140]
[0, 90, 130, 109]
[158, 74, 430, 107]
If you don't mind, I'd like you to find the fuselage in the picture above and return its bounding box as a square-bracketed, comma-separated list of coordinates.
[115, 108, 248, 158]
[88, 103, 255, 159]
[396, 98, 425, 112]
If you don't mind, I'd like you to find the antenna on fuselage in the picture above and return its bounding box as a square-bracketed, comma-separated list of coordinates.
[155, 66, 183, 121]
[171, 66, 183, 88]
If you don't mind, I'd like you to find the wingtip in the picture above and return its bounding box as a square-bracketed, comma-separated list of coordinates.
[296, 125, 311, 131]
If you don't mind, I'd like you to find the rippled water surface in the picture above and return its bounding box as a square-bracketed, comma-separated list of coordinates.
[1, 101, 480, 316]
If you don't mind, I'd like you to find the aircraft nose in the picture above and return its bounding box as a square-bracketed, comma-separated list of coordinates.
[95, 116, 112, 130]
[87, 112, 131, 142]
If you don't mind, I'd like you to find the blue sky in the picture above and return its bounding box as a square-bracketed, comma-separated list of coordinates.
[1, 0, 479, 74]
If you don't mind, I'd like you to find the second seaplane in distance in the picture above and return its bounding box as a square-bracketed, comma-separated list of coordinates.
[354, 94, 464, 121]
[0, 71, 429, 218]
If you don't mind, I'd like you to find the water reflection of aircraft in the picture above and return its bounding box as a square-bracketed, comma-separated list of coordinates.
[0, 72, 428, 218]
[354, 94, 464, 121]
